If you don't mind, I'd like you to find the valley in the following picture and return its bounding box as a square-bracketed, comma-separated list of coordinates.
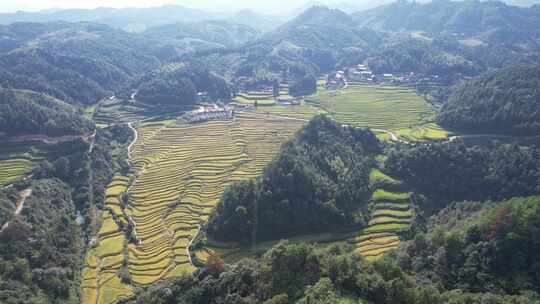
[1, 1, 540, 303]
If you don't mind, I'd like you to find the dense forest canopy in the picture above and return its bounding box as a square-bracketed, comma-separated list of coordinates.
[0, 89, 94, 137]
[385, 141, 540, 211]
[437, 65, 540, 135]
[354, 0, 540, 40]
[125, 198, 540, 303]
[143, 21, 261, 49]
[399, 196, 540, 295]
[0, 179, 82, 304]
[134, 62, 231, 106]
[208, 116, 381, 244]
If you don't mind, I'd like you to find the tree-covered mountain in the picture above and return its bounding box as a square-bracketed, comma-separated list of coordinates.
[133, 62, 231, 106]
[350, 0, 540, 75]
[144, 21, 260, 50]
[268, 6, 370, 49]
[0, 89, 94, 137]
[385, 141, 540, 212]
[0, 22, 163, 105]
[208, 116, 380, 244]
[438, 65, 540, 135]
[354, 0, 540, 39]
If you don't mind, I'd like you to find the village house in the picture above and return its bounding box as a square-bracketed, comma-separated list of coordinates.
[277, 96, 300, 106]
[382, 74, 394, 82]
[184, 104, 233, 123]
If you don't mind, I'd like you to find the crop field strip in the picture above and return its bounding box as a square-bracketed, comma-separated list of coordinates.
[93, 99, 187, 126]
[233, 83, 292, 106]
[348, 164, 415, 261]
[312, 84, 445, 135]
[252, 104, 325, 120]
[81, 175, 134, 304]
[395, 122, 450, 141]
[0, 141, 51, 186]
[126, 112, 304, 285]
[0, 158, 33, 186]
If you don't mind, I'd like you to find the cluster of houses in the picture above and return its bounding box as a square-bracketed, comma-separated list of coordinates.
[352, 64, 376, 82]
[184, 104, 234, 123]
[276, 96, 300, 106]
[326, 70, 347, 89]
[351, 64, 395, 83]
[325, 63, 444, 87]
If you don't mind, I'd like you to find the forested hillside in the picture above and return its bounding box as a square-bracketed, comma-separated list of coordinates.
[0, 89, 94, 137]
[268, 6, 374, 50]
[385, 141, 540, 211]
[438, 65, 540, 135]
[0, 22, 162, 105]
[144, 21, 260, 49]
[354, 0, 540, 39]
[133, 62, 231, 106]
[125, 197, 540, 303]
[0, 179, 82, 304]
[208, 116, 381, 244]
[399, 196, 540, 294]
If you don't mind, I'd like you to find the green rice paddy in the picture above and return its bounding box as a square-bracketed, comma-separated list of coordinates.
[348, 166, 415, 261]
[310, 83, 449, 140]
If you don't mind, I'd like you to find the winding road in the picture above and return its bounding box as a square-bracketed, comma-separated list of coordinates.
[127, 122, 138, 160]
[0, 188, 32, 233]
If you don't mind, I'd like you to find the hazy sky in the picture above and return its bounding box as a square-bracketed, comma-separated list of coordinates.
[0, 0, 322, 14]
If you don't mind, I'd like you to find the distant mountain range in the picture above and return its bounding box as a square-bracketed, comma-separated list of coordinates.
[0, 5, 285, 33]
[291, 0, 540, 15]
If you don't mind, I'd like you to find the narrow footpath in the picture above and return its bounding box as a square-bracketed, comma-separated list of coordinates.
[0, 188, 32, 233]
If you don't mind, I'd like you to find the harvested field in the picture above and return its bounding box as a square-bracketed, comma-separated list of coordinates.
[126, 112, 304, 285]
[349, 166, 415, 261]
[81, 177, 134, 304]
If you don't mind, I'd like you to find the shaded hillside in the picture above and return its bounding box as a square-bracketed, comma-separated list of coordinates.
[0, 89, 94, 137]
[399, 196, 540, 294]
[0, 179, 82, 304]
[385, 141, 540, 211]
[354, 0, 540, 43]
[0, 22, 161, 105]
[144, 21, 260, 49]
[437, 65, 540, 135]
[208, 115, 381, 244]
[133, 62, 231, 106]
[268, 6, 379, 50]
[125, 206, 540, 303]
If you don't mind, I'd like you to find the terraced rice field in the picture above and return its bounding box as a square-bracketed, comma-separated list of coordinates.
[252, 104, 325, 120]
[234, 92, 276, 106]
[395, 123, 450, 141]
[81, 175, 133, 304]
[0, 141, 50, 186]
[312, 84, 439, 132]
[93, 99, 187, 126]
[0, 158, 33, 186]
[349, 160, 415, 261]
[126, 112, 304, 285]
